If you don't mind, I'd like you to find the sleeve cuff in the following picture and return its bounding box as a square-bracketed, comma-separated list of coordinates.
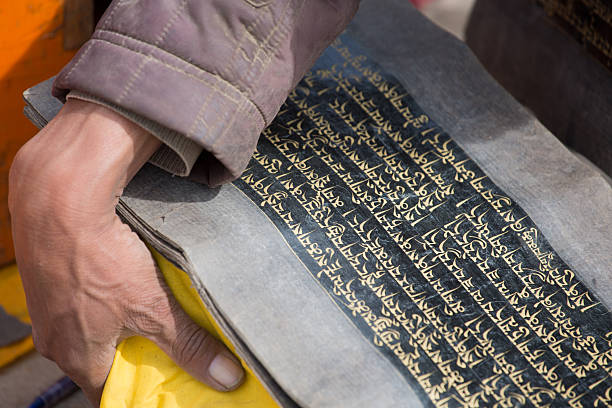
[67, 90, 202, 177]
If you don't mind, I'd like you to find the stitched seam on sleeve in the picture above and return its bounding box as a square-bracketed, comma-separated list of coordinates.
[154, 0, 189, 46]
[217, 4, 269, 91]
[91, 33, 268, 126]
[240, 0, 293, 87]
[255, 1, 296, 80]
[187, 85, 215, 136]
[241, 4, 278, 85]
[211, 93, 249, 150]
[101, 0, 135, 30]
[258, 1, 294, 66]
[117, 56, 151, 103]
[64, 42, 94, 82]
[91, 38, 238, 103]
[97, 28, 253, 99]
[118, 0, 188, 105]
[242, 0, 299, 89]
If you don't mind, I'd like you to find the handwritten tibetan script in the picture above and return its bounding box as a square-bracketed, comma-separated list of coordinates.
[233, 36, 612, 408]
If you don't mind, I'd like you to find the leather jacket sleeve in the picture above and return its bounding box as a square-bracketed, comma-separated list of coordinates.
[53, 0, 359, 185]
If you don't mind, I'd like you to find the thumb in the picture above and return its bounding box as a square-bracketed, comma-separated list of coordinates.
[133, 296, 245, 392]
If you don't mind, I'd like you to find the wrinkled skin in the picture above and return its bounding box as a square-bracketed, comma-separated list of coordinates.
[9, 99, 244, 406]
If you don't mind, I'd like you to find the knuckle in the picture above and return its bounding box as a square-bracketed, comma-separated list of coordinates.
[7, 149, 27, 214]
[8, 142, 37, 190]
[55, 356, 81, 377]
[31, 329, 53, 360]
[172, 325, 215, 366]
[126, 294, 174, 336]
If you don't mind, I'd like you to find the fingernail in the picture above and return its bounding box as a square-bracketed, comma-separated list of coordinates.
[209, 354, 244, 390]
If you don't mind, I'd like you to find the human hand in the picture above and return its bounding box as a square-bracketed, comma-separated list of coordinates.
[9, 99, 244, 405]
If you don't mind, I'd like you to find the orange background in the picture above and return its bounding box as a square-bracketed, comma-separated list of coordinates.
[0, 0, 76, 266]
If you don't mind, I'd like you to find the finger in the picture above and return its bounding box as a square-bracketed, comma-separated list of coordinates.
[130, 297, 245, 392]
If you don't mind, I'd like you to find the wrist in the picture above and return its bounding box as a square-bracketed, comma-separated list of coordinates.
[9, 99, 161, 225]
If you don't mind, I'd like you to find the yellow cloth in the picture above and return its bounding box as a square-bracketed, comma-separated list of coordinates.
[0, 264, 34, 368]
[101, 249, 279, 408]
